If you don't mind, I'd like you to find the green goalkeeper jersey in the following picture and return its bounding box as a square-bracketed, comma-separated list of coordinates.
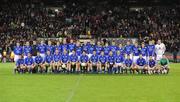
[160, 58, 168, 66]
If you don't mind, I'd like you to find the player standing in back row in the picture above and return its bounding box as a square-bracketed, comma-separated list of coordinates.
[155, 40, 166, 61]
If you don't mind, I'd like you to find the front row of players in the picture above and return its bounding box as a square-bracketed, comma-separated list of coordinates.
[15, 49, 169, 74]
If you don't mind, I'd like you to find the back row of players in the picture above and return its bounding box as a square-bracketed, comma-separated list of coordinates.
[14, 39, 169, 74]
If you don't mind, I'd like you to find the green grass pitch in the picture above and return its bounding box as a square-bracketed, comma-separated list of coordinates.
[0, 63, 180, 102]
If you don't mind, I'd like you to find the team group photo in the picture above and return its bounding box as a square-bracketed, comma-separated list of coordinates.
[14, 39, 169, 75]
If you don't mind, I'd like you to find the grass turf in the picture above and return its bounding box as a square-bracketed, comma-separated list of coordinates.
[0, 63, 180, 102]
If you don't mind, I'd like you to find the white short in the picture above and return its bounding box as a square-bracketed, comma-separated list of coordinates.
[69, 52, 73, 56]
[40, 53, 46, 60]
[115, 63, 123, 66]
[133, 56, 139, 63]
[88, 54, 93, 59]
[142, 56, 147, 61]
[81, 63, 87, 67]
[14, 55, 20, 62]
[138, 66, 144, 69]
[24, 56, 28, 59]
[156, 55, 163, 61]
[125, 54, 133, 59]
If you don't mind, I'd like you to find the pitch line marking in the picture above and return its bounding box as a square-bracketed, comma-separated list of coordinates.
[65, 75, 83, 102]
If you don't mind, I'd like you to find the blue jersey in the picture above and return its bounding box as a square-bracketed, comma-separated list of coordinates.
[82, 44, 88, 52]
[148, 59, 156, 68]
[124, 59, 133, 67]
[108, 55, 115, 64]
[76, 46, 82, 56]
[136, 58, 146, 66]
[53, 54, 61, 62]
[99, 55, 107, 64]
[45, 55, 53, 63]
[132, 46, 140, 56]
[69, 54, 78, 62]
[55, 45, 62, 53]
[140, 47, 147, 56]
[124, 45, 132, 55]
[110, 45, 118, 55]
[104, 46, 110, 55]
[46, 45, 54, 54]
[117, 47, 124, 54]
[14, 46, 23, 55]
[16, 59, 24, 66]
[37, 44, 46, 53]
[115, 54, 124, 63]
[23, 46, 32, 56]
[61, 54, 69, 63]
[35, 56, 43, 64]
[80, 55, 89, 63]
[25, 57, 34, 65]
[68, 43, 76, 52]
[88, 45, 95, 54]
[61, 44, 68, 51]
[95, 46, 103, 55]
[147, 45, 155, 56]
[90, 54, 98, 63]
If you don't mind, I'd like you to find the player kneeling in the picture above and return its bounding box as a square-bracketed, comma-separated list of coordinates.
[80, 51, 89, 73]
[44, 50, 53, 73]
[24, 53, 35, 73]
[53, 49, 61, 73]
[69, 50, 79, 73]
[35, 52, 44, 73]
[14, 55, 25, 73]
[159, 55, 170, 74]
[147, 56, 156, 74]
[123, 55, 133, 74]
[89, 50, 99, 73]
[133, 54, 147, 74]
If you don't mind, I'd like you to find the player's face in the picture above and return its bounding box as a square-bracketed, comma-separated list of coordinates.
[149, 56, 152, 60]
[63, 50, 67, 54]
[41, 41, 44, 45]
[93, 51, 96, 55]
[135, 43, 138, 47]
[76, 42, 80, 46]
[33, 41, 36, 45]
[63, 39, 66, 44]
[101, 52, 104, 56]
[16, 43, 20, 46]
[157, 40, 161, 44]
[37, 52, 40, 56]
[105, 43, 108, 47]
[26, 42, 30, 46]
[70, 39, 73, 43]
[109, 51, 113, 56]
[48, 41, 51, 45]
[83, 52, 86, 55]
[112, 42, 115, 45]
[28, 53, 31, 57]
[142, 43, 145, 48]
[97, 42, 101, 46]
[47, 51, 50, 55]
[56, 42, 60, 46]
[117, 51, 120, 55]
[149, 41, 152, 45]
[119, 44, 122, 47]
[127, 42, 130, 45]
[72, 50, 75, 54]
[139, 55, 142, 58]
[55, 50, 59, 54]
